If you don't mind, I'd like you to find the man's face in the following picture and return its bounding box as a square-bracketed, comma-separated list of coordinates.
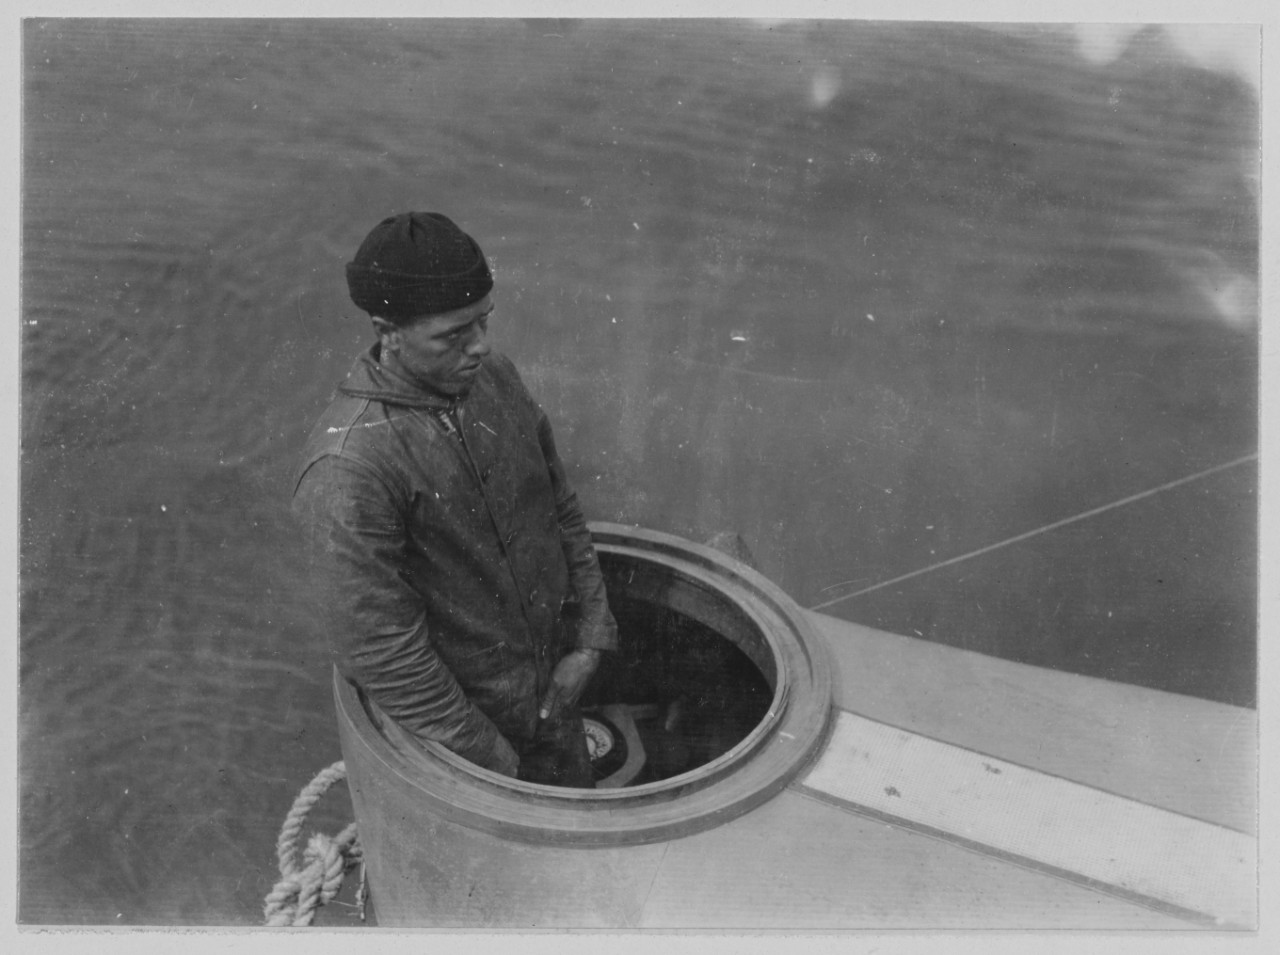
[376, 294, 494, 398]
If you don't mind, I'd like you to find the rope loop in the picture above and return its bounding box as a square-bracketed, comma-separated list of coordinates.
[263, 761, 362, 927]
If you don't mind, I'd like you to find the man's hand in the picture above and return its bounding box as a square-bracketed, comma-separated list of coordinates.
[539, 647, 603, 721]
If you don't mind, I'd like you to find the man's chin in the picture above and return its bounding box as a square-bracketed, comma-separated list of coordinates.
[452, 367, 482, 395]
[424, 371, 477, 398]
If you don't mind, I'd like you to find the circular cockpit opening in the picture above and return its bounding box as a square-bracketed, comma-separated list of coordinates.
[335, 523, 832, 846]
[578, 554, 777, 788]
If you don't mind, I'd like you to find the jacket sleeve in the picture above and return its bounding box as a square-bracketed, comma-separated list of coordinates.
[292, 455, 514, 773]
[536, 413, 620, 654]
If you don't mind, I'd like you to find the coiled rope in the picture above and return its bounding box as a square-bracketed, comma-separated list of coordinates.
[263, 760, 364, 927]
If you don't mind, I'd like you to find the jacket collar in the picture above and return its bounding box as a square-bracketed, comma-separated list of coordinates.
[338, 344, 462, 411]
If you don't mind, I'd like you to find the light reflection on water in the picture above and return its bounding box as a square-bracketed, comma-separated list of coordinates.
[20, 19, 1257, 924]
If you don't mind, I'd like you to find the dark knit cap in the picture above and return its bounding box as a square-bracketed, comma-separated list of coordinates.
[345, 212, 493, 320]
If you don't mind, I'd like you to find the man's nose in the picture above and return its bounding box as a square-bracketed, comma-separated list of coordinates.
[464, 327, 490, 357]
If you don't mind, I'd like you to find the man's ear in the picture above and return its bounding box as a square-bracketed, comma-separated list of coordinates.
[371, 317, 400, 352]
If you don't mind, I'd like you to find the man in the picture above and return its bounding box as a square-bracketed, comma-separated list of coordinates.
[293, 211, 618, 787]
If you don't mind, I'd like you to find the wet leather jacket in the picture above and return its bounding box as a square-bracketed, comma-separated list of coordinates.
[293, 345, 618, 772]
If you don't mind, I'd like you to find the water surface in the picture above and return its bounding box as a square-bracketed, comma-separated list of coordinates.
[20, 19, 1258, 924]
